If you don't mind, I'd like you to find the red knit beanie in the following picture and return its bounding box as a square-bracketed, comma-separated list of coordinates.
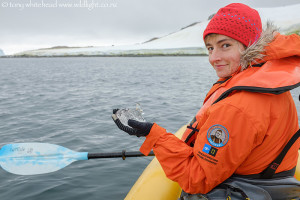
[203, 3, 262, 47]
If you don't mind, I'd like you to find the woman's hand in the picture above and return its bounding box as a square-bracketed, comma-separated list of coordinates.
[112, 109, 153, 137]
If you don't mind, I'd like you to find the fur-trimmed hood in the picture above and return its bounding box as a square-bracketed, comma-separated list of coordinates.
[240, 22, 278, 70]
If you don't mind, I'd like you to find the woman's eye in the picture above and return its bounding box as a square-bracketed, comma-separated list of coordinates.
[207, 47, 213, 51]
[222, 44, 231, 48]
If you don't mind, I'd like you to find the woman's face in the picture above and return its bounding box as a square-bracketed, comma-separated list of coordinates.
[205, 34, 246, 78]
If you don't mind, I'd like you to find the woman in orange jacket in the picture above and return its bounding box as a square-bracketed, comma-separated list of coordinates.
[113, 3, 300, 199]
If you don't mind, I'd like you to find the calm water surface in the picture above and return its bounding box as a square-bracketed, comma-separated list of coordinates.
[0, 57, 299, 200]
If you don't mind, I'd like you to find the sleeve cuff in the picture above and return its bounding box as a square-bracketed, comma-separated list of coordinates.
[139, 123, 166, 155]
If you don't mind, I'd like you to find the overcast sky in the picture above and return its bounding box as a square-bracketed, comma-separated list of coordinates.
[1, 0, 300, 55]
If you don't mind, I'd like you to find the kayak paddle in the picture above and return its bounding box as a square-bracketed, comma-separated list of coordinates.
[0, 143, 154, 175]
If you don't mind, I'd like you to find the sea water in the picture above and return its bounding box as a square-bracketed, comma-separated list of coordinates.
[0, 57, 299, 200]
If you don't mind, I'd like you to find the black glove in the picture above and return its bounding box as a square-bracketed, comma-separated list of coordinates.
[112, 109, 153, 137]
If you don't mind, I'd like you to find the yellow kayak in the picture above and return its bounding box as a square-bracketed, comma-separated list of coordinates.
[125, 125, 300, 200]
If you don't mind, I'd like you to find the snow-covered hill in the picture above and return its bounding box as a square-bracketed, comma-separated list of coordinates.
[15, 3, 300, 57]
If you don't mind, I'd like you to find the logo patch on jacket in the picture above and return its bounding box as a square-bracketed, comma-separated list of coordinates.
[207, 124, 229, 147]
[202, 144, 218, 157]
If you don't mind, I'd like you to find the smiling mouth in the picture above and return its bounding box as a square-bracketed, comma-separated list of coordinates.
[215, 65, 227, 68]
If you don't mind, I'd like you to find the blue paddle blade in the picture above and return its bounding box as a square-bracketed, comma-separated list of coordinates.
[0, 143, 88, 175]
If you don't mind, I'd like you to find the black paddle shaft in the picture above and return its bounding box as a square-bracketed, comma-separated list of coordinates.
[88, 150, 154, 160]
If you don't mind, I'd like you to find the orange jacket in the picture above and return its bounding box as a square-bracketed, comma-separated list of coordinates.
[140, 34, 300, 194]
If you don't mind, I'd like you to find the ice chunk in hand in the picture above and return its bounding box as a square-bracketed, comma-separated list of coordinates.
[116, 103, 146, 127]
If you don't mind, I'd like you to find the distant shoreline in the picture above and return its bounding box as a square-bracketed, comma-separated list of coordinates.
[0, 54, 208, 58]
